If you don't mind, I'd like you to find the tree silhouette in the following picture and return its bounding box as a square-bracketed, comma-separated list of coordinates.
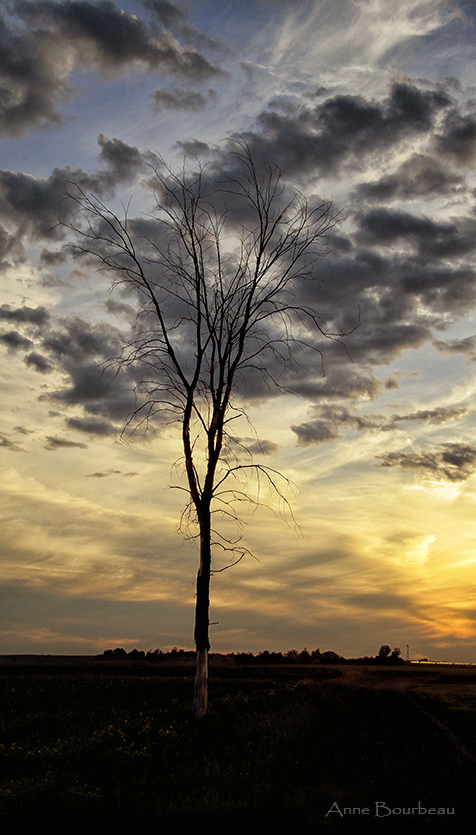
[65, 140, 346, 719]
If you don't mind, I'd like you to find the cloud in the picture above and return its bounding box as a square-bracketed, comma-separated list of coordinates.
[0, 305, 50, 326]
[0, 305, 52, 362]
[433, 110, 476, 167]
[291, 403, 384, 445]
[0, 136, 150, 251]
[353, 153, 465, 202]
[355, 207, 476, 260]
[96, 133, 150, 184]
[38, 317, 142, 426]
[191, 83, 476, 393]
[291, 403, 472, 446]
[0, 0, 225, 138]
[287, 362, 383, 402]
[291, 420, 341, 446]
[144, 0, 229, 54]
[143, 0, 186, 29]
[237, 81, 452, 179]
[24, 352, 53, 373]
[48, 359, 132, 419]
[85, 468, 139, 477]
[0, 307, 139, 429]
[0, 331, 33, 352]
[42, 316, 122, 360]
[433, 334, 476, 360]
[44, 434, 88, 450]
[151, 87, 216, 111]
[0, 167, 97, 243]
[386, 406, 472, 427]
[0, 433, 25, 452]
[404, 534, 435, 565]
[244, 438, 279, 456]
[174, 139, 213, 158]
[3, 73, 476, 447]
[377, 442, 476, 482]
[226, 436, 279, 457]
[66, 416, 118, 435]
[14, 426, 34, 435]
[85, 468, 122, 477]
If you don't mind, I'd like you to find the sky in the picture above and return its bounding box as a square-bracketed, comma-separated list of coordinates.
[2, 0, 476, 661]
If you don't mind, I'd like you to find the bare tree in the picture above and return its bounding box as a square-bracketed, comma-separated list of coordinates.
[65, 140, 344, 719]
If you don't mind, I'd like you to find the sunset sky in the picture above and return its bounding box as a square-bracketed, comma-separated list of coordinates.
[2, 0, 476, 661]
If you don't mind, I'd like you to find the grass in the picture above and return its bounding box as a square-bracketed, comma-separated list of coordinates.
[0, 663, 475, 825]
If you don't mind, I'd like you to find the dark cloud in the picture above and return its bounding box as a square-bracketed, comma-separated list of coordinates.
[227, 436, 279, 456]
[0, 305, 50, 326]
[355, 207, 476, 260]
[0, 167, 98, 242]
[0, 331, 33, 352]
[245, 438, 279, 456]
[4, 75, 474, 436]
[433, 334, 476, 360]
[44, 434, 88, 450]
[97, 133, 149, 184]
[377, 442, 476, 482]
[174, 139, 213, 157]
[0, 295, 147, 434]
[0, 305, 50, 360]
[433, 110, 476, 167]
[144, 0, 228, 54]
[386, 406, 472, 427]
[85, 468, 139, 477]
[24, 352, 53, 373]
[0, 432, 25, 452]
[86, 468, 121, 477]
[0, 0, 224, 138]
[292, 403, 471, 446]
[104, 297, 136, 320]
[291, 403, 383, 446]
[288, 363, 383, 402]
[291, 419, 341, 446]
[48, 360, 127, 415]
[0, 306, 140, 428]
[151, 87, 216, 111]
[41, 317, 140, 424]
[143, 0, 185, 29]
[16, 0, 226, 79]
[353, 154, 465, 202]
[0, 7, 67, 137]
[343, 319, 431, 367]
[0, 136, 149, 248]
[67, 416, 118, 435]
[13, 425, 34, 435]
[297, 214, 476, 364]
[39, 247, 68, 266]
[193, 89, 476, 390]
[237, 81, 452, 179]
[42, 316, 122, 360]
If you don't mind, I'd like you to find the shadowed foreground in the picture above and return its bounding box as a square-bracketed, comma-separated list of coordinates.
[0, 661, 475, 828]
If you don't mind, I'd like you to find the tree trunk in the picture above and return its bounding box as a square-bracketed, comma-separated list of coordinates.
[192, 509, 211, 720]
[193, 645, 208, 720]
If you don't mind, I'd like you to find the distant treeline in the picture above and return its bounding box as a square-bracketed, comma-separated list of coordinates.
[102, 645, 405, 665]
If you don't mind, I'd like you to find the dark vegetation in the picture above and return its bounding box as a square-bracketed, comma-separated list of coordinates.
[0, 655, 475, 827]
[101, 643, 405, 666]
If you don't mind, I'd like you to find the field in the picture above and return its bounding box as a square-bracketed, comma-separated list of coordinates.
[0, 657, 475, 828]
